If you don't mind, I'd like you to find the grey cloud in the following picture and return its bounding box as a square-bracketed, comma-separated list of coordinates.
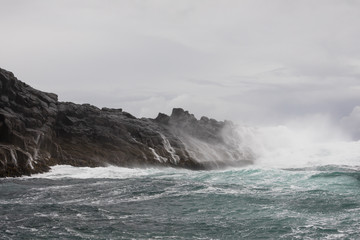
[1, 0, 360, 124]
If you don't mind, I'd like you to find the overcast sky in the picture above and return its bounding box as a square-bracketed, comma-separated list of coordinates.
[1, 0, 360, 130]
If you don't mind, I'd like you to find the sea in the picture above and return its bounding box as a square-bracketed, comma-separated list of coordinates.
[1, 125, 360, 239]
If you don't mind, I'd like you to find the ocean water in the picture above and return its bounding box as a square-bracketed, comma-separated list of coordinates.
[1, 126, 360, 239]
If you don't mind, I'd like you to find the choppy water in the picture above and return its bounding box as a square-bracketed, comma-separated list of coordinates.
[1, 163, 360, 239]
[1, 124, 360, 239]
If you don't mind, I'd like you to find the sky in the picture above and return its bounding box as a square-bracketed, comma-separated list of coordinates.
[1, 0, 360, 134]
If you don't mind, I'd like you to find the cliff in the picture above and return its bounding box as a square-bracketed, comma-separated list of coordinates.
[0, 68, 253, 177]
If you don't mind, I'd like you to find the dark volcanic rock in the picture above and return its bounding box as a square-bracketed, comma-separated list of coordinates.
[0, 68, 254, 177]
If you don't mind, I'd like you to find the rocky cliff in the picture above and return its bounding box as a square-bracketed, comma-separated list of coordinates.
[0, 68, 253, 177]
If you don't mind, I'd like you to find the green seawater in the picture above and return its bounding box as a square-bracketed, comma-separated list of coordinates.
[1, 165, 359, 239]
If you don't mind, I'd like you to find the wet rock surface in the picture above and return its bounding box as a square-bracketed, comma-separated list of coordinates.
[0, 68, 253, 177]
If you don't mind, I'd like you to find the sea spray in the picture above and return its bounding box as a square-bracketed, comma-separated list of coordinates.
[234, 114, 360, 168]
[174, 123, 255, 168]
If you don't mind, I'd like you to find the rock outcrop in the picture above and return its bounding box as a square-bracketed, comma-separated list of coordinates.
[0, 68, 253, 177]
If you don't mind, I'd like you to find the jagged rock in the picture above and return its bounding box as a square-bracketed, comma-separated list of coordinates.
[0, 68, 254, 177]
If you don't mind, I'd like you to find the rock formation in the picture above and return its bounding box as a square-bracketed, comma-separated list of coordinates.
[0, 68, 253, 177]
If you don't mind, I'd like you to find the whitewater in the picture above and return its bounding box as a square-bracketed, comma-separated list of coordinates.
[1, 124, 360, 239]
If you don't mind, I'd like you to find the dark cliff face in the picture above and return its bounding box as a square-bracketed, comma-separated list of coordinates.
[0, 69, 59, 177]
[0, 68, 254, 177]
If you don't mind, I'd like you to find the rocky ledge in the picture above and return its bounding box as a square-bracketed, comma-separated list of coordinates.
[0, 68, 254, 177]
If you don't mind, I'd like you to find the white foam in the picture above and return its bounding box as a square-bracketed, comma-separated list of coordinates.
[29, 165, 170, 179]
